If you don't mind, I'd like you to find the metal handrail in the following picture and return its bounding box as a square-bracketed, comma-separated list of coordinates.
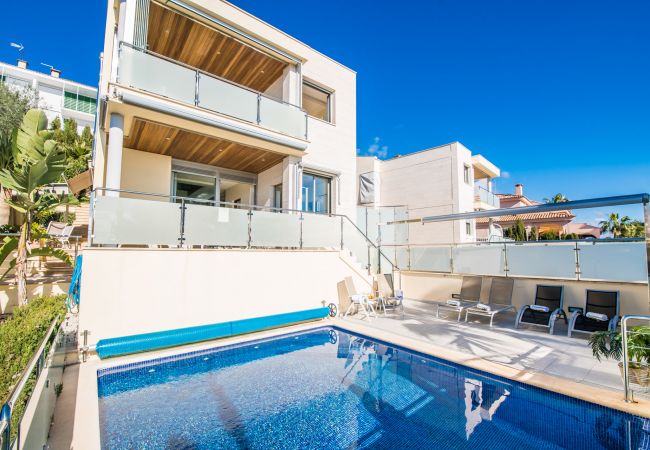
[89, 187, 396, 272]
[118, 41, 306, 111]
[0, 318, 60, 449]
[621, 315, 650, 403]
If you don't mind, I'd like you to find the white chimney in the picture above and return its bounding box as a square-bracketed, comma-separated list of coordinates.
[515, 184, 523, 196]
[17, 59, 27, 69]
[50, 68, 61, 78]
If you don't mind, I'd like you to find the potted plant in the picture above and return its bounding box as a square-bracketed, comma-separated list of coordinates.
[589, 327, 650, 387]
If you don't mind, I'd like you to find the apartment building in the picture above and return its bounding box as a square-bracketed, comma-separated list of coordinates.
[0, 60, 97, 133]
[92, 0, 356, 218]
[357, 142, 500, 244]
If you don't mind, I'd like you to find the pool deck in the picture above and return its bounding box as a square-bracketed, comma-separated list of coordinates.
[49, 308, 649, 449]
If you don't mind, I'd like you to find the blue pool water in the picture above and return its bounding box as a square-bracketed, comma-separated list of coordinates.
[97, 327, 649, 449]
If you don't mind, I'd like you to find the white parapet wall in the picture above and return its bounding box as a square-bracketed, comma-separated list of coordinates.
[78, 248, 371, 347]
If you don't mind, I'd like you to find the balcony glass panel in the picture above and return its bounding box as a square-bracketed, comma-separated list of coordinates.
[410, 246, 452, 272]
[578, 241, 647, 282]
[198, 73, 258, 123]
[93, 196, 181, 245]
[396, 246, 409, 270]
[474, 186, 500, 208]
[452, 244, 505, 276]
[342, 221, 370, 270]
[183, 204, 249, 247]
[118, 44, 308, 141]
[259, 96, 306, 139]
[250, 210, 300, 247]
[119, 45, 195, 104]
[506, 242, 577, 279]
[301, 214, 341, 248]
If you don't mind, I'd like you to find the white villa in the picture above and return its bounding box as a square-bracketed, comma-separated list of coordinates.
[0, 1, 648, 449]
[93, 0, 357, 217]
[358, 142, 501, 244]
[0, 60, 97, 133]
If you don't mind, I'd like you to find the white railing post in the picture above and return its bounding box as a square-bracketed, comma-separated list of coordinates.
[622, 316, 632, 402]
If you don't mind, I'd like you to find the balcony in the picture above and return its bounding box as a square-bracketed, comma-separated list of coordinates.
[90, 188, 393, 275]
[116, 43, 307, 141]
[474, 185, 500, 208]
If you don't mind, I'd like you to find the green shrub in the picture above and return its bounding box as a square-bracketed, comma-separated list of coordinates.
[0, 295, 66, 403]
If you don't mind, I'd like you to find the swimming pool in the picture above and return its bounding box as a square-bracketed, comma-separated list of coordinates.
[97, 327, 649, 449]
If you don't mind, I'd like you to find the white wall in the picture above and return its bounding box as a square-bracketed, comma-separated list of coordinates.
[120, 148, 172, 199]
[224, 183, 253, 204]
[257, 162, 283, 208]
[78, 248, 371, 346]
[377, 144, 456, 244]
[359, 142, 481, 244]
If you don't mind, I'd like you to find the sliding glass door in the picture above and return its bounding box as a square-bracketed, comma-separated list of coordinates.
[172, 172, 217, 204]
[301, 173, 330, 214]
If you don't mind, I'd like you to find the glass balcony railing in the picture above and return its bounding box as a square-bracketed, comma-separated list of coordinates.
[474, 186, 500, 208]
[90, 188, 395, 275]
[380, 240, 648, 283]
[117, 42, 308, 140]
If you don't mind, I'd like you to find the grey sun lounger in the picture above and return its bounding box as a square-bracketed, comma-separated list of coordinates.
[434, 276, 483, 321]
[464, 277, 515, 327]
[378, 273, 404, 318]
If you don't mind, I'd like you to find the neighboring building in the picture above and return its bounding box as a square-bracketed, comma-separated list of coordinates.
[563, 222, 601, 239]
[0, 59, 97, 133]
[475, 184, 575, 239]
[92, 0, 357, 218]
[357, 142, 500, 244]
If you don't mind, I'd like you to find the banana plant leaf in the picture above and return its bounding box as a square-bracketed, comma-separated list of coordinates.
[0, 244, 73, 280]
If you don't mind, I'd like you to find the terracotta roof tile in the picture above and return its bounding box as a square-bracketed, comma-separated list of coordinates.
[475, 210, 575, 224]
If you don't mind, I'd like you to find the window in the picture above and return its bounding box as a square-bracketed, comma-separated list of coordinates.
[64, 91, 96, 115]
[466, 221, 473, 236]
[273, 184, 283, 209]
[302, 81, 331, 122]
[172, 171, 216, 203]
[464, 164, 471, 184]
[301, 172, 330, 214]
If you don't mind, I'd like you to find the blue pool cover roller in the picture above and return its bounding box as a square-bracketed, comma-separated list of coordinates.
[95, 307, 330, 359]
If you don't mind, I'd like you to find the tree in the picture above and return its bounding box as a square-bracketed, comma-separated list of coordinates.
[530, 226, 539, 241]
[622, 220, 645, 238]
[504, 219, 527, 241]
[599, 213, 631, 238]
[544, 193, 570, 204]
[50, 118, 93, 180]
[0, 82, 37, 224]
[0, 109, 77, 305]
[0, 82, 36, 138]
[539, 230, 559, 240]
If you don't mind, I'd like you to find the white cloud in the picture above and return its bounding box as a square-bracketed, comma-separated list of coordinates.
[501, 171, 511, 179]
[359, 136, 389, 159]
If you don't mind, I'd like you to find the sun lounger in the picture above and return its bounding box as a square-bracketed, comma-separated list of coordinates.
[515, 285, 566, 334]
[567, 290, 619, 337]
[434, 276, 482, 321]
[464, 277, 515, 327]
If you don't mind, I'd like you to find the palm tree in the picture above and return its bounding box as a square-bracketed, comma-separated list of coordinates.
[0, 109, 76, 305]
[543, 193, 570, 204]
[599, 213, 631, 238]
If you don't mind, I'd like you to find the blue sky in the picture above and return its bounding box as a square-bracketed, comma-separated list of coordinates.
[1, 0, 648, 224]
